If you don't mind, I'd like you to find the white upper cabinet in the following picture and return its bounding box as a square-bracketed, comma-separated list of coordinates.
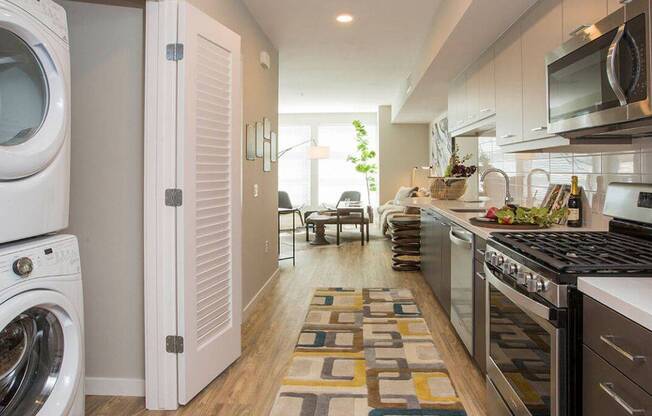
[563, 0, 607, 42]
[474, 48, 495, 122]
[521, 0, 562, 142]
[448, 48, 494, 134]
[495, 24, 523, 146]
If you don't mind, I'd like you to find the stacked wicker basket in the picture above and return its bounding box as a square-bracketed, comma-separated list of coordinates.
[388, 216, 421, 271]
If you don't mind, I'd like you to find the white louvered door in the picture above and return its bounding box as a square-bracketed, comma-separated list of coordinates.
[176, 2, 242, 404]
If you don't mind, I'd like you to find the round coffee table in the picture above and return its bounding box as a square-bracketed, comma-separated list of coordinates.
[308, 215, 333, 245]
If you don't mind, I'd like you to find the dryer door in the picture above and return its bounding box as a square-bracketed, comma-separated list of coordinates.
[0, 8, 67, 180]
[0, 290, 82, 416]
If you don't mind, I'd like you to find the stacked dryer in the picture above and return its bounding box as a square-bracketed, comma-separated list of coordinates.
[0, 1, 84, 415]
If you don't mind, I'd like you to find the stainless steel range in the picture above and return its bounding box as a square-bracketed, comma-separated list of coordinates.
[484, 183, 652, 416]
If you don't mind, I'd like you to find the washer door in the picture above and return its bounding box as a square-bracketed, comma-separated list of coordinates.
[0, 9, 67, 180]
[0, 290, 82, 416]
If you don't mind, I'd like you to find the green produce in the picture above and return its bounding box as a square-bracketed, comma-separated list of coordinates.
[494, 205, 568, 228]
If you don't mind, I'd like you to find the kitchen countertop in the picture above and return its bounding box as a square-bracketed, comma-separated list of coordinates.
[399, 197, 608, 240]
[578, 277, 652, 331]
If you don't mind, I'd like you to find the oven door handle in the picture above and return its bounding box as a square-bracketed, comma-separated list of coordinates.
[485, 264, 552, 321]
[607, 24, 628, 106]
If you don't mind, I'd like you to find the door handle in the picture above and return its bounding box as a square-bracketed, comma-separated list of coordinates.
[607, 24, 628, 106]
[599, 382, 645, 415]
[449, 228, 472, 247]
[600, 335, 646, 363]
[485, 264, 552, 321]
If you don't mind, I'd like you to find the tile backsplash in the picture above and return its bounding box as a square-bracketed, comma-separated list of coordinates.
[476, 137, 652, 227]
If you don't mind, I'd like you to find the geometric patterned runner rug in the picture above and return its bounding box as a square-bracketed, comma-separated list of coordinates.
[269, 288, 468, 416]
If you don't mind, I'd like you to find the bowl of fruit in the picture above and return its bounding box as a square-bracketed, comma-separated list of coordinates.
[471, 205, 568, 229]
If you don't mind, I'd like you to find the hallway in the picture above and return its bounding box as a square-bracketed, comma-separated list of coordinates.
[86, 235, 486, 415]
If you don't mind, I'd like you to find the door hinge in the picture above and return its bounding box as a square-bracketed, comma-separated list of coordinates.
[166, 335, 184, 353]
[166, 43, 184, 61]
[165, 188, 183, 207]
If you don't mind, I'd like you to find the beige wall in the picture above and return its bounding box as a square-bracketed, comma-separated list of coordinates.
[58, 0, 145, 381]
[189, 0, 279, 309]
[378, 105, 429, 203]
[59, 0, 278, 385]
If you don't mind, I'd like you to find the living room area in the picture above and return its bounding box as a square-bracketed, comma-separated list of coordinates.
[276, 107, 432, 262]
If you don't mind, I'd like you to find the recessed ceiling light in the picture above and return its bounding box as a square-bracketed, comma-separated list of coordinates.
[336, 14, 354, 23]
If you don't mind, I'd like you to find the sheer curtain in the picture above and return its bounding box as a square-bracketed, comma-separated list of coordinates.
[318, 124, 378, 207]
[278, 125, 311, 207]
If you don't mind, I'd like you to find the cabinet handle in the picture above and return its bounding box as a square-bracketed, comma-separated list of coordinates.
[569, 24, 591, 37]
[599, 382, 645, 415]
[620, 0, 632, 4]
[476, 248, 486, 257]
[480, 108, 492, 113]
[600, 335, 646, 363]
[500, 134, 515, 139]
[531, 126, 547, 132]
[476, 271, 486, 281]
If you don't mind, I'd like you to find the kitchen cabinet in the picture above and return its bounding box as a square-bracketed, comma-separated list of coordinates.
[495, 23, 523, 146]
[448, 74, 467, 133]
[583, 295, 652, 415]
[521, 0, 562, 142]
[563, 0, 607, 42]
[420, 209, 451, 317]
[473, 237, 487, 374]
[466, 47, 495, 125]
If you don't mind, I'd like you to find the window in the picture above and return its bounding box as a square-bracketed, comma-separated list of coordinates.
[278, 125, 311, 207]
[318, 124, 378, 207]
[278, 114, 378, 210]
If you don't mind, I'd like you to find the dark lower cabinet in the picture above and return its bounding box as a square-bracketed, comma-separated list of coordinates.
[583, 345, 652, 415]
[473, 258, 486, 374]
[420, 209, 451, 317]
[583, 294, 652, 415]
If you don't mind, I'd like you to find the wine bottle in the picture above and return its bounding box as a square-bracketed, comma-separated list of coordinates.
[567, 175, 582, 227]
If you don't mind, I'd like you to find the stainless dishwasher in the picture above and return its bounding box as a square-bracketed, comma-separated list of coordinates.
[449, 225, 474, 354]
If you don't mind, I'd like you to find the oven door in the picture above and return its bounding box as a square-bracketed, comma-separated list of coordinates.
[485, 265, 565, 416]
[546, 2, 650, 135]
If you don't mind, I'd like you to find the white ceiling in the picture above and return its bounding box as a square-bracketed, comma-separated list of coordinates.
[242, 0, 441, 114]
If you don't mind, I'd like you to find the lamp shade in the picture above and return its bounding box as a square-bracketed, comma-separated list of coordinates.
[308, 145, 330, 160]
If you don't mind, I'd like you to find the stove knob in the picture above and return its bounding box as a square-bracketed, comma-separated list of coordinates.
[509, 264, 519, 277]
[13, 257, 33, 277]
[526, 276, 546, 293]
[496, 255, 504, 266]
[486, 251, 496, 264]
[517, 271, 531, 285]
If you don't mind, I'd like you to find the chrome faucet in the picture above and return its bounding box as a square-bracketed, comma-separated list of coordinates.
[526, 168, 550, 206]
[481, 168, 514, 206]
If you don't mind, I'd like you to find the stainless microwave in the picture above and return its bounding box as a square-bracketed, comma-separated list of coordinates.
[546, 0, 652, 139]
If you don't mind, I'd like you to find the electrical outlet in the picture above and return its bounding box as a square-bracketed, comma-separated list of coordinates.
[254, 184, 259, 198]
[264, 240, 270, 253]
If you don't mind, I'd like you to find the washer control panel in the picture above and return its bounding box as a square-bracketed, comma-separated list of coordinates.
[0, 235, 80, 286]
[6, 0, 69, 43]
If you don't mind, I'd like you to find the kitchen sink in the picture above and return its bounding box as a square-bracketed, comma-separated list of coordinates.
[450, 208, 487, 213]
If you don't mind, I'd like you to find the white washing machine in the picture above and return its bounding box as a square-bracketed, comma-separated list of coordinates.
[0, 0, 71, 244]
[0, 235, 84, 415]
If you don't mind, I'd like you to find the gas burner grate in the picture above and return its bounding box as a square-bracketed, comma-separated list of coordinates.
[491, 232, 652, 274]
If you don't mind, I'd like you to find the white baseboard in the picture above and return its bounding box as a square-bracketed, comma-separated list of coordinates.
[243, 267, 280, 321]
[85, 377, 145, 397]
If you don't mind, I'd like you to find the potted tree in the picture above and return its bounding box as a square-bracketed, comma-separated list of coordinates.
[347, 120, 377, 203]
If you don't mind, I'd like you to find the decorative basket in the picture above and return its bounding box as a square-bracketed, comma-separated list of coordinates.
[429, 177, 467, 200]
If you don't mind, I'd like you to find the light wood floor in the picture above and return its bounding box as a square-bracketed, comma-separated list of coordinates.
[86, 229, 487, 415]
